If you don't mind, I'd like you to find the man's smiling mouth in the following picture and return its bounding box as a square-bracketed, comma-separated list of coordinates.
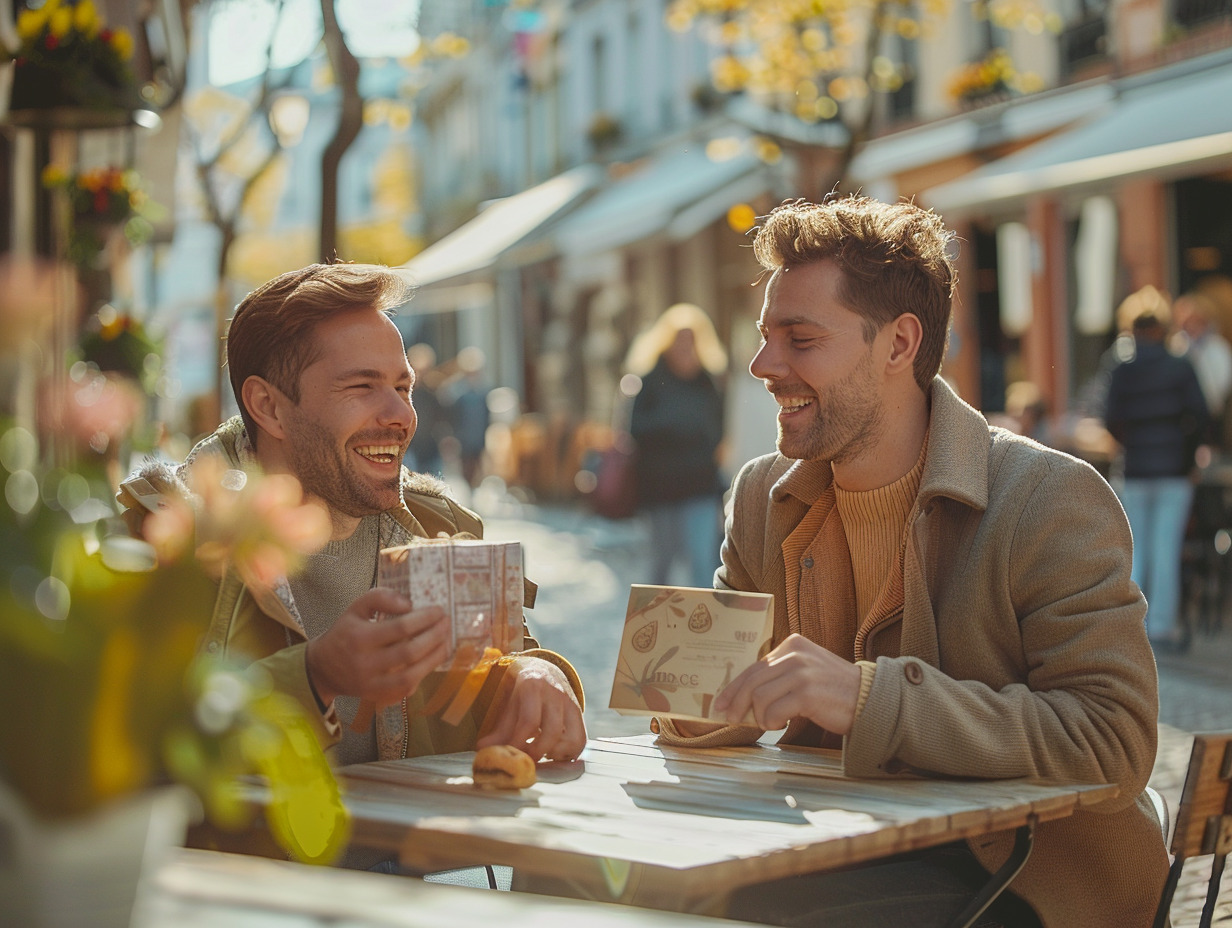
[775, 397, 814, 414]
[355, 444, 400, 464]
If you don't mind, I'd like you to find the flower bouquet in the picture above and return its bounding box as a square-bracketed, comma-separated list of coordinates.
[76, 309, 162, 391]
[946, 48, 1017, 106]
[41, 165, 154, 270]
[2, 0, 141, 127]
[0, 316, 348, 923]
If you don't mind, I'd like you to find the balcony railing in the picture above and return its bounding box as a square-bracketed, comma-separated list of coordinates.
[1059, 14, 1108, 77]
[1172, 0, 1232, 28]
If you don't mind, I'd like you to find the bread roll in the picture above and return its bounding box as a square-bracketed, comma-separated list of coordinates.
[471, 744, 537, 789]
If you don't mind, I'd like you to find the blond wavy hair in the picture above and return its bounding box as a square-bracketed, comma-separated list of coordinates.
[625, 303, 728, 378]
[1115, 285, 1171, 334]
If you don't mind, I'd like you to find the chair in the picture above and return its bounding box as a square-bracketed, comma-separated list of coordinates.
[1152, 731, 1232, 928]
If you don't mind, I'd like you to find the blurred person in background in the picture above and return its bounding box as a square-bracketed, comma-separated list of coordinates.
[1171, 288, 1232, 452]
[443, 346, 491, 489]
[1104, 288, 1209, 652]
[402, 343, 447, 477]
[626, 303, 727, 588]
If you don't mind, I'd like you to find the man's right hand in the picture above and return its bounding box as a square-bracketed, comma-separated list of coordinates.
[304, 587, 450, 710]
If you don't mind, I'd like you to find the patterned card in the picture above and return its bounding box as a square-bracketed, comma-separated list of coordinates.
[377, 539, 524, 671]
[609, 585, 774, 724]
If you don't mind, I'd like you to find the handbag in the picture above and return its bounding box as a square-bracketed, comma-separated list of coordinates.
[589, 432, 638, 520]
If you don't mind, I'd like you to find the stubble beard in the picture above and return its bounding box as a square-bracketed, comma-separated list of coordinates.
[284, 413, 403, 518]
[776, 347, 884, 464]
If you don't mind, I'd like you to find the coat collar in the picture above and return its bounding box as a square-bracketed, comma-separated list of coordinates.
[769, 377, 990, 513]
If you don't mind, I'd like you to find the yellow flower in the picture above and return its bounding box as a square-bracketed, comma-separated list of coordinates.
[74, 0, 100, 38]
[110, 27, 134, 60]
[49, 7, 72, 39]
[16, 8, 47, 40]
[40, 164, 68, 188]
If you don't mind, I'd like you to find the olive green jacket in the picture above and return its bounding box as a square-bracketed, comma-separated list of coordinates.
[119, 417, 583, 763]
[660, 378, 1168, 928]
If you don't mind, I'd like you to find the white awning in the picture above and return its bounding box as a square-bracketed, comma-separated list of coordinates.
[396, 164, 601, 289]
[923, 56, 1232, 215]
[551, 141, 775, 257]
[849, 83, 1114, 182]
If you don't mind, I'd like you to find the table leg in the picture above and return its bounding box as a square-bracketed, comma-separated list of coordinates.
[943, 815, 1037, 928]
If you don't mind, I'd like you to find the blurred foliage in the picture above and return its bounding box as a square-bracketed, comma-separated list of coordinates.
[76, 309, 163, 392]
[667, 0, 1056, 125]
[40, 164, 164, 270]
[0, 296, 346, 862]
[4, 0, 138, 112]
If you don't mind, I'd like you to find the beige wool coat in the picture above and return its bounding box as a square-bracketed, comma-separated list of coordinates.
[662, 378, 1169, 928]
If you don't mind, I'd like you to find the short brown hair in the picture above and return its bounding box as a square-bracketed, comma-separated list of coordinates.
[225, 263, 411, 442]
[752, 196, 957, 392]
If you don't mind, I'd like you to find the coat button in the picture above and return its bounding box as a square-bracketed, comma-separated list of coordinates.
[802, 556, 814, 568]
[206, 641, 220, 654]
[904, 662, 924, 684]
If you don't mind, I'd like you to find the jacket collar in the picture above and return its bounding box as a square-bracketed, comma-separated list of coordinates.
[178, 417, 449, 632]
[770, 376, 990, 513]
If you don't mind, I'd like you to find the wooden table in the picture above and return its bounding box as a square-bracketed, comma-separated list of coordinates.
[337, 736, 1118, 923]
[138, 847, 766, 927]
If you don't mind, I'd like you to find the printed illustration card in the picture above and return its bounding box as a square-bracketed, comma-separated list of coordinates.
[377, 539, 524, 672]
[609, 585, 774, 725]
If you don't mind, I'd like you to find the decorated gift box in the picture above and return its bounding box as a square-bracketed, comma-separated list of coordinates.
[377, 539, 524, 671]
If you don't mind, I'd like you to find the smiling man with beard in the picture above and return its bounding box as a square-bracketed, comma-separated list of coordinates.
[121, 264, 585, 786]
[652, 197, 1166, 928]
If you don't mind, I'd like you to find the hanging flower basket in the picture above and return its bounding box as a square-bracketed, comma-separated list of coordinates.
[2, 0, 145, 129]
[41, 165, 155, 270]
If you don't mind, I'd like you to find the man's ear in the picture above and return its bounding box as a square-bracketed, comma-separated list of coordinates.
[242, 376, 289, 441]
[885, 313, 923, 375]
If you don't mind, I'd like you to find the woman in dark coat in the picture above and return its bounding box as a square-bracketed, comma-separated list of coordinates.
[626, 303, 727, 588]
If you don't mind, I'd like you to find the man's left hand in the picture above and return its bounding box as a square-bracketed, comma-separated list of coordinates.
[713, 634, 862, 734]
[477, 656, 587, 762]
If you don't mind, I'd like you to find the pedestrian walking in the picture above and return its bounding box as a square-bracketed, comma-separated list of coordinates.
[626, 303, 727, 588]
[1104, 286, 1210, 652]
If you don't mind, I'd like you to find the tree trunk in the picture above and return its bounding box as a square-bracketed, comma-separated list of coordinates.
[213, 223, 236, 425]
[319, 0, 362, 263]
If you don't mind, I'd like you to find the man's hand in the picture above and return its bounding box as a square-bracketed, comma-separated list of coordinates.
[305, 587, 450, 709]
[477, 656, 587, 762]
[713, 634, 862, 734]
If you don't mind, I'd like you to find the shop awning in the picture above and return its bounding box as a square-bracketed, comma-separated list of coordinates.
[396, 164, 601, 289]
[923, 56, 1232, 215]
[551, 141, 776, 256]
[849, 82, 1113, 182]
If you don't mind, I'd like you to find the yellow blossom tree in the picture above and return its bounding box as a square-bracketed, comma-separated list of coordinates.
[668, 0, 1058, 194]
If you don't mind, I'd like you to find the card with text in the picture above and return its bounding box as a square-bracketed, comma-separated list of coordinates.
[608, 585, 774, 724]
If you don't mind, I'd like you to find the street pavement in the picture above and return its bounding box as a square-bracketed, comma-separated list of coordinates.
[460, 478, 1231, 926]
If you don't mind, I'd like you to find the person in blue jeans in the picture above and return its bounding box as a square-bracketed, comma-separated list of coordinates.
[626, 303, 728, 588]
[1104, 286, 1210, 651]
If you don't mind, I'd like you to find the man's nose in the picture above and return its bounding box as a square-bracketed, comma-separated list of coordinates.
[749, 340, 780, 382]
[378, 387, 414, 428]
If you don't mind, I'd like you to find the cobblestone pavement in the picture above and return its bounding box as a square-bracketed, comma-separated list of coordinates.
[467, 485, 1230, 926]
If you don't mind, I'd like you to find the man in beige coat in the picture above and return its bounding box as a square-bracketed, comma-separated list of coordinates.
[121, 263, 585, 773]
[655, 197, 1168, 927]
